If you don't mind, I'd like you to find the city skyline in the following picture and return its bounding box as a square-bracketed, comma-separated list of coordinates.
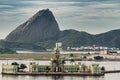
[0, 0, 120, 39]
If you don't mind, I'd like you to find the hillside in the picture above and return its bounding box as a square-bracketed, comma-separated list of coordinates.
[95, 29, 120, 48]
[59, 29, 94, 47]
[1, 29, 120, 50]
[0, 40, 46, 51]
[1, 9, 120, 50]
[58, 29, 120, 48]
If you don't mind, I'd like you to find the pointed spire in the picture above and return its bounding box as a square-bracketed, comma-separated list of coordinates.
[55, 42, 60, 53]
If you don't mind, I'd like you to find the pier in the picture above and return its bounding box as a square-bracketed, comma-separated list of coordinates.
[2, 70, 120, 76]
[1, 72, 104, 76]
[103, 70, 120, 74]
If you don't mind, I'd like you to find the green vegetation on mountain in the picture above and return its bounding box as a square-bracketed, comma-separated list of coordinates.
[58, 29, 120, 49]
[95, 29, 120, 47]
[0, 47, 16, 54]
[59, 29, 94, 48]
[0, 40, 46, 51]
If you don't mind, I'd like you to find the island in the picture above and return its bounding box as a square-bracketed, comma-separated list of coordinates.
[1, 43, 104, 76]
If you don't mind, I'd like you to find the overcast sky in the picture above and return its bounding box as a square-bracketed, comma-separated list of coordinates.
[0, 0, 120, 39]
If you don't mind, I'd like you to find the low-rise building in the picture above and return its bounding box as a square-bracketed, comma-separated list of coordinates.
[28, 62, 102, 74]
[2, 64, 18, 73]
[90, 64, 101, 74]
[100, 50, 108, 55]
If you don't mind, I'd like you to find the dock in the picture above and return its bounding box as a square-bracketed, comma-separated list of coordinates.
[103, 70, 120, 74]
[2, 70, 120, 76]
[1, 72, 104, 76]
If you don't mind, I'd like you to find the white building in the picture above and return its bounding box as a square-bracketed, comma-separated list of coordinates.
[2, 64, 18, 73]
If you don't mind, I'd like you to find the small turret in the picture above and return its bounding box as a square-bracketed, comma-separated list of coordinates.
[55, 42, 60, 53]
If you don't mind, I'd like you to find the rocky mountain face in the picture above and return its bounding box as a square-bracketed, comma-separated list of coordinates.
[3, 9, 120, 50]
[5, 9, 60, 43]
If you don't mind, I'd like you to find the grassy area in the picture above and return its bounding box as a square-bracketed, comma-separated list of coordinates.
[1, 53, 120, 61]
[0, 53, 84, 60]
[0, 53, 52, 60]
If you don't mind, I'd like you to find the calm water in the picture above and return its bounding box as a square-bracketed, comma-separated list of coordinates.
[0, 60, 120, 80]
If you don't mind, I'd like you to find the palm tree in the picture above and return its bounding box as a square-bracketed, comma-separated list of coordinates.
[11, 62, 19, 65]
[70, 59, 75, 64]
[52, 60, 57, 72]
[69, 53, 75, 72]
[11, 62, 19, 72]
[70, 53, 74, 58]
[101, 66, 105, 72]
[70, 59, 75, 72]
[70, 53, 75, 64]
[20, 64, 27, 72]
[46, 66, 50, 73]
[61, 59, 66, 72]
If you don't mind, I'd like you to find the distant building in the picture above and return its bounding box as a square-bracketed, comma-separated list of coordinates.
[54, 42, 63, 51]
[107, 50, 118, 55]
[100, 50, 108, 55]
[66, 45, 119, 52]
[56, 42, 62, 48]
[28, 62, 101, 74]
[90, 64, 101, 74]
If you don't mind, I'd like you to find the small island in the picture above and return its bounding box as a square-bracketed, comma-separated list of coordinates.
[1, 43, 104, 76]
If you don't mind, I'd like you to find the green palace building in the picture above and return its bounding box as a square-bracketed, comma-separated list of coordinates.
[29, 43, 102, 74]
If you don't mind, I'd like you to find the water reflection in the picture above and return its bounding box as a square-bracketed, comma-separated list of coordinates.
[2, 75, 104, 80]
[51, 76, 104, 80]
[2, 75, 19, 80]
[52, 76, 64, 80]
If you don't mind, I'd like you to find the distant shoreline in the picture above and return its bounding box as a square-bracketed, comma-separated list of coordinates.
[0, 53, 120, 61]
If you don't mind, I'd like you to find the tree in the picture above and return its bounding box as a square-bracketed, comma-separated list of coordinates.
[70, 53, 74, 58]
[51, 59, 57, 72]
[0, 48, 16, 54]
[46, 66, 50, 73]
[101, 66, 105, 72]
[70, 59, 75, 72]
[11, 62, 19, 65]
[83, 56, 86, 59]
[70, 53, 75, 65]
[62, 60, 66, 65]
[61, 59, 66, 72]
[20, 64, 27, 71]
[94, 56, 104, 60]
[70, 59, 75, 63]
[52, 60, 57, 63]
[11, 62, 19, 72]
[88, 52, 90, 55]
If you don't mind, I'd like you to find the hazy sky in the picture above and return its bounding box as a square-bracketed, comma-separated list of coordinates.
[0, 0, 120, 39]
